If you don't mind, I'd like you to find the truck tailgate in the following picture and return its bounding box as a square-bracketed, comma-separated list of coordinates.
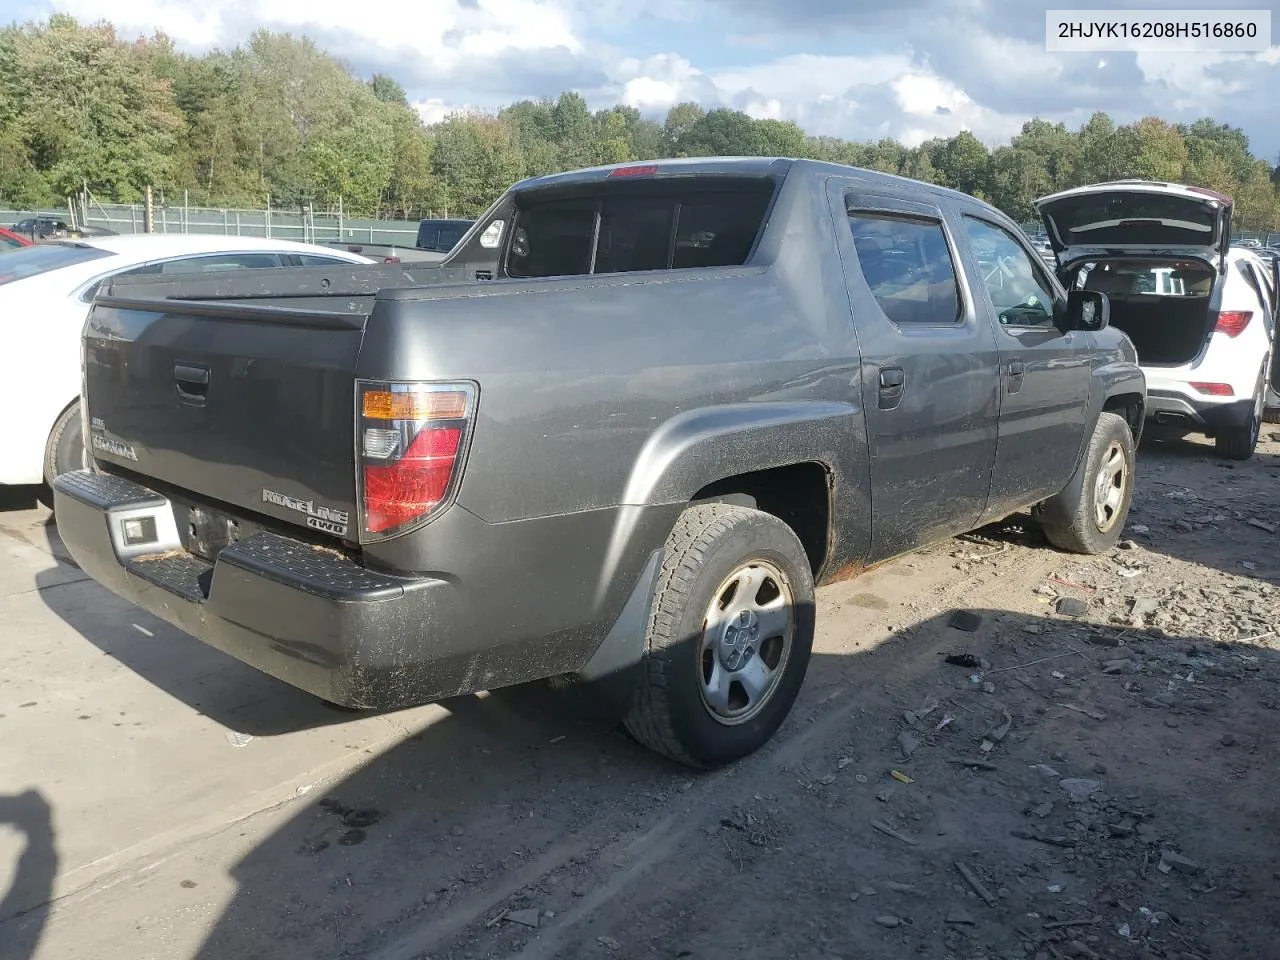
[84, 295, 368, 542]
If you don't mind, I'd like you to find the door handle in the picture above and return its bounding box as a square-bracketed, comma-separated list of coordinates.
[174, 363, 209, 404]
[878, 366, 905, 409]
[1006, 359, 1025, 394]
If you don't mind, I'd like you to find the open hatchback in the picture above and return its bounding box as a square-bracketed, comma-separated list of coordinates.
[1037, 180, 1273, 460]
[1036, 179, 1232, 270]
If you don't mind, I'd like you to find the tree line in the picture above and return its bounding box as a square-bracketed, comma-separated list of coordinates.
[2, 15, 1278, 230]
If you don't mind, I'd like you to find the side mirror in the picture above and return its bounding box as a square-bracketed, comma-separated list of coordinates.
[1065, 289, 1109, 332]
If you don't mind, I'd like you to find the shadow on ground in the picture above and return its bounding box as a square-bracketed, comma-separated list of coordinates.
[0, 487, 41, 514]
[31, 516, 371, 738]
[158, 604, 1280, 960]
[0, 791, 56, 960]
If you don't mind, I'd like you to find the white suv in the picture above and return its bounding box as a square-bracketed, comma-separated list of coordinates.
[1036, 180, 1277, 459]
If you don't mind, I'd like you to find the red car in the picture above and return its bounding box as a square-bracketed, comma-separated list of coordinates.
[0, 227, 33, 251]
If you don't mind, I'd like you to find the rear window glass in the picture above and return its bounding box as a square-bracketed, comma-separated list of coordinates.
[1047, 192, 1218, 247]
[0, 243, 112, 285]
[506, 177, 775, 278]
[848, 212, 962, 325]
[417, 221, 473, 252]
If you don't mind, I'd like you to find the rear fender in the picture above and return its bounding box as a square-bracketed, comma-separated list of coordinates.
[593, 400, 869, 609]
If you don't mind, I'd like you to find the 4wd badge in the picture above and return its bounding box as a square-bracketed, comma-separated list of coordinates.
[262, 488, 350, 537]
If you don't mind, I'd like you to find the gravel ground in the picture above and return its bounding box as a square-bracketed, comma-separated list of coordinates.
[2, 431, 1279, 960]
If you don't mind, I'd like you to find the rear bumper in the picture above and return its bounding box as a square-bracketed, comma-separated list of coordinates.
[52, 470, 670, 709]
[1145, 389, 1254, 434]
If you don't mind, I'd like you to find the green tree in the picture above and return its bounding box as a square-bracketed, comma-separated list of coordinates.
[429, 115, 526, 216]
[929, 131, 990, 196]
[1127, 116, 1189, 182]
[662, 102, 705, 156]
[369, 73, 407, 105]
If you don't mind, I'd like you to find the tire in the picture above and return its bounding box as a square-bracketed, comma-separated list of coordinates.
[1034, 411, 1136, 555]
[37, 403, 87, 510]
[1214, 382, 1263, 461]
[622, 503, 815, 769]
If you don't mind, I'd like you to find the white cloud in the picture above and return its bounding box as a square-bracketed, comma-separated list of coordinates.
[23, 0, 1280, 158]
[413, 99, 481, 125]
[33, 0, 582, 69]
[614, 53, 710, 112]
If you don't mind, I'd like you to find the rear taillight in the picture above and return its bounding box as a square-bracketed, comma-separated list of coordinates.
[1190, 382, 1234, 397]
[1214, 311, 1252, 337]
[356, 381, 476, 539]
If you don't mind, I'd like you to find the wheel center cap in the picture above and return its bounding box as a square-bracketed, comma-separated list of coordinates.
[720, 609, 760, 671]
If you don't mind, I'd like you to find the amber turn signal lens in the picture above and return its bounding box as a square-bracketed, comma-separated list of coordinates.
[362, 389, 468, 421]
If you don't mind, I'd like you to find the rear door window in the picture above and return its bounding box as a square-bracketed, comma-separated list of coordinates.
[506, 177, 776, 278]
[0, 243, 113, 286]
[847, 212, 962, 325]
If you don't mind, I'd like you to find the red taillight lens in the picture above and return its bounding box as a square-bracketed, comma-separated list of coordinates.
[363, 426, 461, 533]
[1190, 382, 1234, 396]
[1214, 311, 1252, 337]
[357, 382, 475, 539]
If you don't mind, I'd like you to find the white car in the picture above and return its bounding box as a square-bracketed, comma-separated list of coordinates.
[0, 234, 372, 502]
[1036, 180, 1277, 460]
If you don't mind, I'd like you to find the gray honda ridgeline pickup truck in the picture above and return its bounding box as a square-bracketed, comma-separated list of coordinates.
[54, 157, 1145, 769]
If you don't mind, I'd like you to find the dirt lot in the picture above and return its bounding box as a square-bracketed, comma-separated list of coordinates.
[2, 432, 1279, 960]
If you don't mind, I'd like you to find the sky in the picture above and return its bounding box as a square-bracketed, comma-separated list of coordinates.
[9, 0, 1280, 159]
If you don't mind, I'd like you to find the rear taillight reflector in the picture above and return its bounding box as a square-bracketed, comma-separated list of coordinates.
[1214, 311, 1252, 338]
[357, 381, 476, 539]
[363, 426, 461, 533]
[1190, 382, 1234, 396]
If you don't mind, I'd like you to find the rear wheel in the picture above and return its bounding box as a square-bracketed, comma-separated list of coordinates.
[1034, 411, 1135, 555]
[622, 503, 815, 768]
[1214, 383, 1263, 461]
[37, 403, 87, 510]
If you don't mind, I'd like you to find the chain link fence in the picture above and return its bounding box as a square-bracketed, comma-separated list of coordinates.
[1, 201, 423, 248]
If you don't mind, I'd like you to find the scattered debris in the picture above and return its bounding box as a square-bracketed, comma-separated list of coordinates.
[224, 731, 253, 748]
[873, 915, 902, 928]
[506, 909, 541, 928]
[1246, 518, 1277, 534]
[1059, 778, 1102, 803]
[948, 610, 983, 632]
[897, 732, 920, 759]
[944, 653, 980, 668]
[1159, 850, 1202, 874]
[1056, 597, 1090, 617]
[889, 770, 914, 784]
[986, 709, 1012, 742]
[950, 759, 998, 771]
[954, 861, 997, 906]
[1058, 703, 1108, 721]
[871, 820, 921, 847]
[1102, 658, 1137, 674]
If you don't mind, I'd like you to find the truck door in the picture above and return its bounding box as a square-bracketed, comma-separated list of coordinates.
[953, 214, 1092, 520]
[828, 182, 1001, 562]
